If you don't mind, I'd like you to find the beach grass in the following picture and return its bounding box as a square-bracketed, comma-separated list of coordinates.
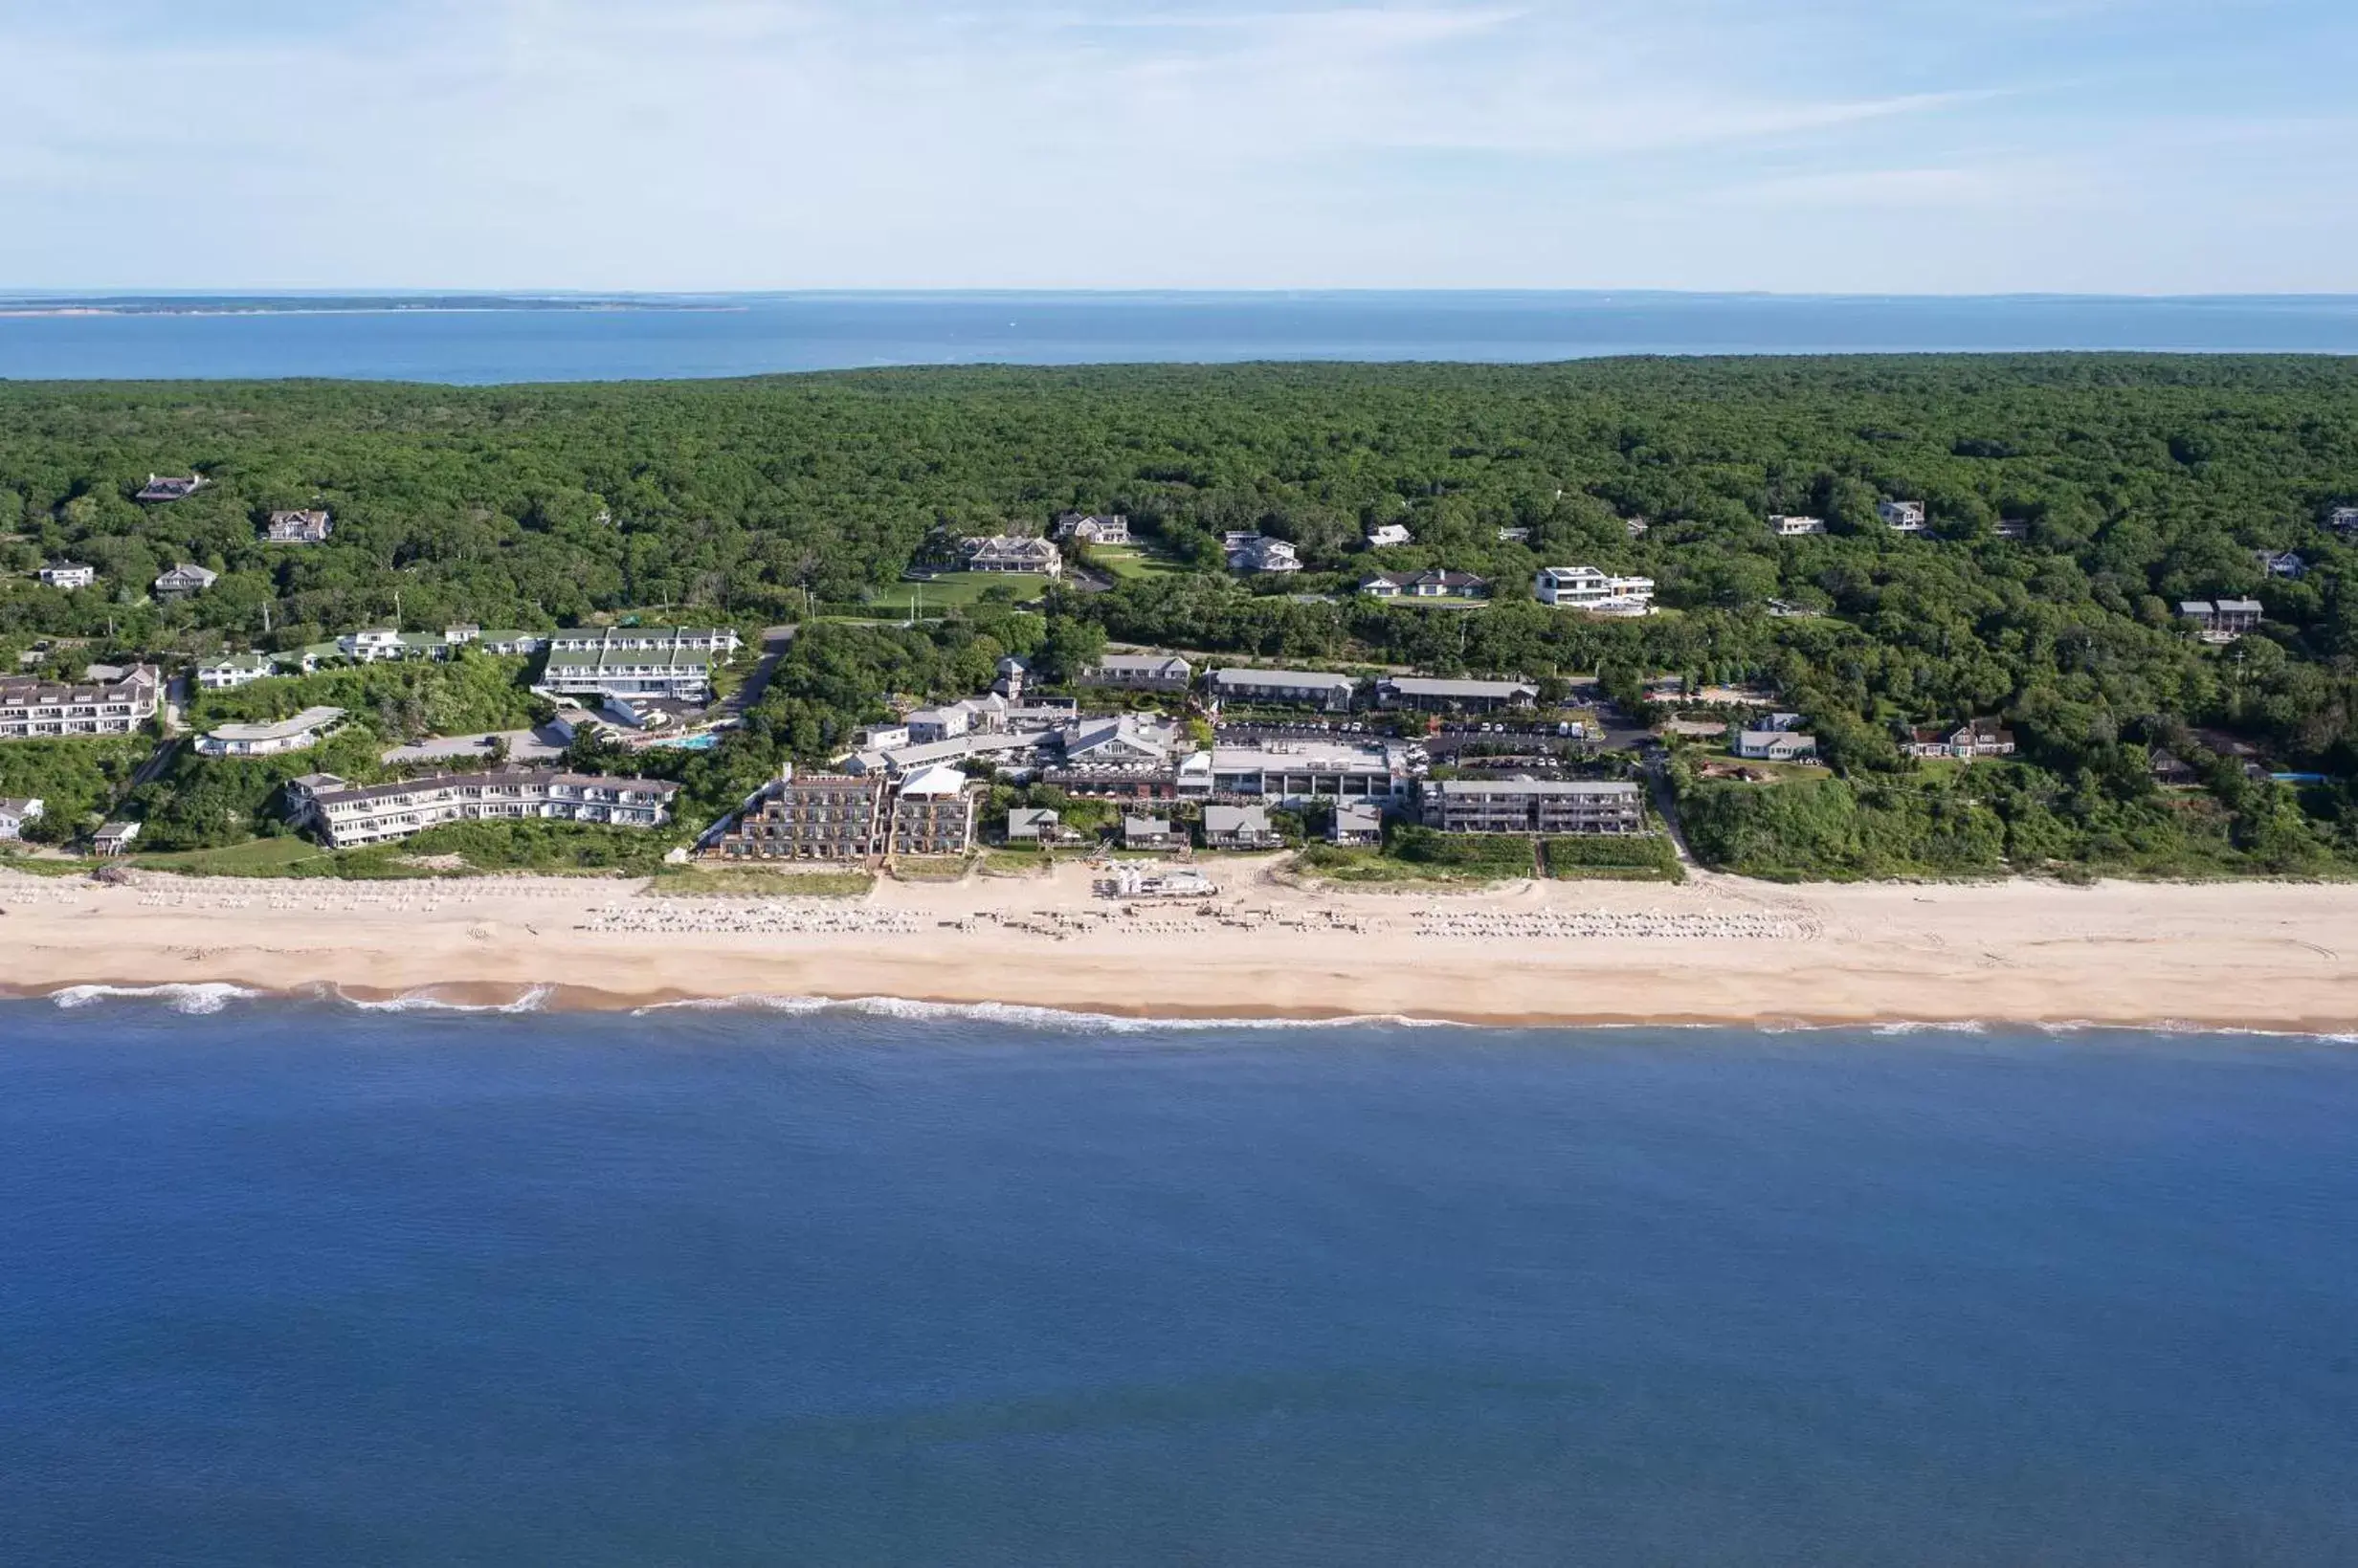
[1541, 834, 1684, 883]
[131, 837, 331, 875]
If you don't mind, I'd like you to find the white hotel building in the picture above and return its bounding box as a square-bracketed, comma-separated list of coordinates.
[285, 769, 682, 849]
[1533, 566, 1656, 616]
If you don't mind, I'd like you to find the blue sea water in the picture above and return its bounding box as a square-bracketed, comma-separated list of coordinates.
[3, 999, 2355, 1566]
[4, 292, 2358, 383]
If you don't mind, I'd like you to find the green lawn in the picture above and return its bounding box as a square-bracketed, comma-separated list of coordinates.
[1090, 546, 1183, 582]
[865, 573, 1054, 613]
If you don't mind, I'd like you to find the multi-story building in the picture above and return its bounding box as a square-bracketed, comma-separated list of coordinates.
[262, 509, 334, 543]
[1224, 534, 1302, 574]
[37, 562, 95, 590]
[1879, 499, 1927, 533]
[1328, 801, 1384, 847]
[1203, 740, 1413, 806]
[2179, 599, 2264, 644]
[714, 771, 888, 860]
[1203, 804, 1283, 850]
[285, 768, 680, 849]
[2325, 506, 2358, 533]
[1205, 667, 1358, 712]
[336, 626, 549, 664]
[196, 652, 279, 690]
[1533, 566, 1656, 615]
[1769, 515, 1828, 537]
[1423, 779, 1646, 835]
[1375, 676, 1538, 714]
[1055, 512, 1131, 546]
[538, 626, 739, 703]
[959, 536, 1063, 577]
[1903, 720, 2017, 761]
[1081, 652, 1195, 693]
[0, 797, 45, 839]
[890, 764, 977, 855]
[0, 665, 163, 740]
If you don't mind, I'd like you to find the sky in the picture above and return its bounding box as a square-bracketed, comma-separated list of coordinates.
[1, 0, 2352, 294]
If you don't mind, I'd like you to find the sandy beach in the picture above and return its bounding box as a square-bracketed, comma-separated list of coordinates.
[3, 858, 2354, 1031]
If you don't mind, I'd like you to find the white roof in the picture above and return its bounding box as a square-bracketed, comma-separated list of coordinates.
[897, 763, 971, 797]
[203, 706, 345, 744]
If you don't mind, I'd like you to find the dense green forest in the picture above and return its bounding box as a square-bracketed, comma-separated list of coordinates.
[6, 356, 2358, 877]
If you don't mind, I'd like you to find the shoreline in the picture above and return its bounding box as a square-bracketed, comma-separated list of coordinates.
[6, 859, 2356, 1034]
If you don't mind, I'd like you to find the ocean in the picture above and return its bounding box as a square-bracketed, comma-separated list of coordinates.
[5, 292, 2358, 383]
[3, 998, 2353, 1565]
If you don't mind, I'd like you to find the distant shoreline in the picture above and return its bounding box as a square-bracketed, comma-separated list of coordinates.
[0, 299, 738, 319]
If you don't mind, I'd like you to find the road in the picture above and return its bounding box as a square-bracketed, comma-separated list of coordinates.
[720, 625, 797, 718]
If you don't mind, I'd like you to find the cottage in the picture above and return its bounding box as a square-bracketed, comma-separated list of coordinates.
[0, 797, 44, 839]
[1054, 512, 1132, 546]
[2255, 549, 2307, 580]
[288, 768, 680, 850]
[2325, 506, 2358, 533]
[2148, 748, 2200, 785]
[0, 666, 163, 740]
[1769, 515, 1828, 538]
[1879, 499, 1927, 534]
[1205, 668, 1358, 713]
[1328, 801, 1384, 847]
[959, 535, 1063, 578]
[1224, 535, 1302, 574]
[1366, 523, 1413, 548]
[135, 473, 206, 502]
[262, 509, 334, 544]
[1734, 728, 1819, 762]
[37, 562, 95, 590]
[1992, 519, 2032, 541]
[1625, 518, 1651, 538]
[1122, 815, 1189, 852]
[906, 696, 1010, 744]
[197, 706, 345, 758]
[1081, 652, 1193, 693]
[194, 652, 278, 691]
[1496, 526, 1530, 544]
[1202, 804, 1282, 850]
[152, 563, 218, 600]
[1533, 566, 1655, 615]
[1423, 779, 1646, 835]
[1904, 719, 2018, 761]
[1375, 675, 1537, 714]
[1006, 806, 1080, 846]
[1764, 598, 1821, 618]
[91, 821, 142, 855]
[1359, 569, 1490, 602]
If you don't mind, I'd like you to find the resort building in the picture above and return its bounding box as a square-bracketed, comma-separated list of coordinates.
[905, 696, 1009, 743]
[1879, 499, 1928, 534]
[0, 665, 163, 740]
[1374, 675, 1537, 714]
[1080, 652, 1194, 693]
[1202, 804, 1282, 850]
[1122, 815, 1188, 852]
[92, 821, 141, 855]
[1904, 720, 2018, 761]
[0, 797, 44, 839]
[1204, 667, 1358, 712]
[1423, 779, 1647, 835]
[196, 652, 278, 691]
[539, 626, 738, 703]
[716, 771, 888, 860]
[1533, 566, 1656, 615]
[196, 706, 345, 758]
[1366, 523, 1413, 548]
[1224, 534, 1302, 574]
[1359, 569, 1490, 602]
[37, 562, 95, 590]
[2179, 599, 2263, 644]
[1414, 778, 1640, 839]
[152, 563, 218, 600]
[1328, 801, 1384, 847]
[286, 768, 681, 850]
[959, 535, 1063, 577]
[262, 509, 334, 544]
[1055, 512, 1131, 546]
[1770, 515, 1829, 537]
[888, 764, 977, 856]
[1204, 740, 1414, 806]
[135, 473, 206, 502]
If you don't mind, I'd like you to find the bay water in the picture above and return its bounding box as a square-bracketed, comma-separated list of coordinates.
[3, 998, 2353, 1565]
